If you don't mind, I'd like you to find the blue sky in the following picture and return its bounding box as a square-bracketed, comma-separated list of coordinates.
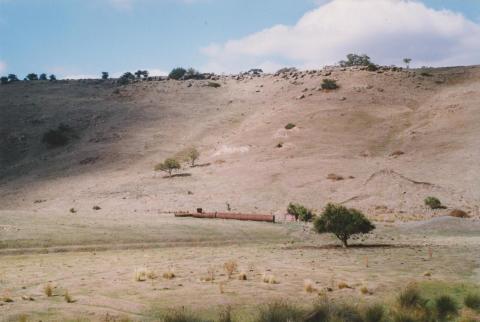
[0, 0, 479, 78]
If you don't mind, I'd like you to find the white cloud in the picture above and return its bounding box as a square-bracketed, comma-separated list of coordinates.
[201, 0, 480, 73]
[0, 60, 6, 74]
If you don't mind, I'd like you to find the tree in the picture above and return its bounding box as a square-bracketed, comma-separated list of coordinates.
[403, 58, 412, 69]
[7, 74, 19, 82]
[141, 70, 149, 78]
[26, 73, 39, 81]
[339, 54, 372, 67]
[154, 158, 181, 177]
[0, 76, 8, 85]
[135, 70, 143, 79]
[118, 72, 135, 84]
[424, 196, 444, 209]
[313, 203, 375, 248]
[169, 67, 187, 80]
[187, 147, 200, 167]
[49, 74, 57, 81]
[102, 72, 109, 80]
[287, 203, 314, 222]
[39, 73, 48, 80]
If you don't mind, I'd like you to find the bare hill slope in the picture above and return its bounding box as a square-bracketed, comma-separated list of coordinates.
[1, 66, 479, 218]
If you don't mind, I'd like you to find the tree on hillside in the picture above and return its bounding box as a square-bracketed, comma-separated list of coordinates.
[118, 72, 135, 85]
[169, 67, 187, 80]
[339, 54, 372, 67]
[7, 74, 18, 82]
[0, 76, 8, 85]
[154, 158, 181, 177]
[26, 73, 39, 81]
[39, 73, 48, 80]
[403, 58, 412, 69]
[287, 203, 314, 222]
[102, 72, 109, 80]
[49, 74, 57, 81]
[186, 147, 200, 167]
[313, 203, 375, 248]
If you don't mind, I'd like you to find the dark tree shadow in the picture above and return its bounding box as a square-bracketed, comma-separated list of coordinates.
[162, 173, 192, 179]
[191, 163, 211, 168]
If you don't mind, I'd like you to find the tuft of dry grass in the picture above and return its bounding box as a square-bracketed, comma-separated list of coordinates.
[201, 268, 215, 282]
[2, 296, 14, 303]
[162, 269, 175, 280]
[304, 279, 316, 293]
[219, 282, 225, 294]
[64, 290, 74, 303]
[338, 282, 351, 289]
[224, 260, 238, 279]
[262, 273, 278, 284]
[327, 173, 344, 181]
[44, 283, 53, 297]
[238, 272, 247, 281]
[360, 286, 371, 295]
[134, 267, 148, 282]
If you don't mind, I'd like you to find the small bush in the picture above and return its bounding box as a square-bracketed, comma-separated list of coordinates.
[163, 269, 176, 279]
[238, 272, 247, 280]
[364, 304, 385, 322]
[304, 279, 316, 293]
[313, 203, 375, 247]
[424, 196, 444, 209]
[207, 82, 221, 88]
[321, 78, 338, 90]
[287, 202, 314, 222]
[134, 267, 148, 282]
[449, 209, 469, 218]
[162, 309, 207, 322]
[435, 295, 458, 320]
[464, 293, 480, 311]
[64, 290, 74, 303]
[256, 301, 303, 322]
[367, 63, 379, 71]
[44, 284, 53, 297]
[327, 173, 344, 181]
[42, 124, 75, 148]
[397, 285, 427, 310]
[224, 260, 237, 279]
[285, 123, 296, 130]
[262, 273, 278, 284]
[169, 67, 187, 80]
[154, 158, 181, 177]
[329, 304, 363, 322]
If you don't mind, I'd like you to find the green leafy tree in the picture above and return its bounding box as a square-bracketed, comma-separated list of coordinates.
[39, 73, 48, 80]
[7, 74, 19, 82]
[26, 73, 39, 81]
[287, 203, 314, 222]
[49, 74, 57, 81]
[424, 196, 443, 209]
[169, 67, 187, 80]
[339, 54, 372, 67]
[403, 58, 412, 69]
[313, 203, 375, 247]
[118, 72, 135, 84]
[102, 72, 109, 80]
[154, 158, 181, 177]
[0, 76, 8, 85]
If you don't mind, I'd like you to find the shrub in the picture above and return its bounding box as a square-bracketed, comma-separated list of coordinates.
[367, 63, 379, 71]
[449, 209, 469, 218]
[163, 269, 176, 279]
[49, 74, 56, 81]
[397, 285, 427, 310]
[169, 67, 187, 80]
[207, 81, 221, 88]
[339, 54, 372, 67]
[187, 147, 200, 167]
[285, 123, 296, 130]
[26, 73, 39, 81]
[39, 73, 48, 80]
[42, 124, 75, 148]
[287, 203, 314, 222]
[321, 78, 338, 90]
[238, 272, 247, 280]
[224, 260, 237, 279]
[162, 309, 207, 322]
[255, 301, 303, 322]
[304, 279, 316, 293]
[0, 76, 8, 85]
[313, 203, 375, 247]
[102, 72, 109, 80]
[276, 67, 297, 74]
[7, 74, 19, 82]
[424, 196, 443, 209]
[464, 293, 480, 311]
[118, 72, 135, 84]
[364, 304, 385, 322]
[154, 158, 181, 177]
[435, 295, 458, 320]
[185, 68, 203, 80]
[64, 290, 74, 303]
[329, 304, 363, 322]
[44, 284, 53, 297]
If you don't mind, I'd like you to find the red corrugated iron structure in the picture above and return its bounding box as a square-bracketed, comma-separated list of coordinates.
[174, 211, 275, 223]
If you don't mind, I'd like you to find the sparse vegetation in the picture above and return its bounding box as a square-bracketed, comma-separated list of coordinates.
[238, 272, 247, 280]
[262, 273, 278, 284]
[163, 269, 176, 280]
[424, 196, 444, 209]
[339, 53, 373, 67]
[186, 147, 200, 167]
[321, 78, 338, 90]
[285, 123, 296, 130]
[464, 293, 480, 311]
[313, 203, 375, 247]
[223, 260, 238, 279]
[64, 290, 74, 303]
[207, 81, 221, 88]
[42, 124, 75, 147]
[256, 301, 303, 322]
[44, 284, 53, 297]
[304, 279, 316, 293]
[397, 285, 427, 310]
[363, 304, 385, 322]
[435, 295, 458, 320]
[154, 158, 181, 177]
[287, 202, 314, 222]
[169, 67, 187, 80]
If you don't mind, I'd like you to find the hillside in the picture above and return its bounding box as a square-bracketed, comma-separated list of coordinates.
[1, 65, 479, 219]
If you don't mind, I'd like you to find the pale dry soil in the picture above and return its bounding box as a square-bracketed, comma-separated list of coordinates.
[0, 216, 479, 321]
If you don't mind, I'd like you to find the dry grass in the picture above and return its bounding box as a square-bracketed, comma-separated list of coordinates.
[2, 296, 14, 303]
[449, 209, 470, 218]
[44, 283, 53, 297]
[327, 173, 344, 181]
[304, 279, 316, 293]
[338, 282, 351, 289]
[224, 260, 238, 279]
[262, 273, 278, 284]
[64, 290, 74, 303]
[219, 282, 225, 294]
[201, 268, 215, 282]
[162, 269, 175, 280]
[360, 286, 371, 295]
[238, 272, 247, 280]
[134, 267, 148, 282]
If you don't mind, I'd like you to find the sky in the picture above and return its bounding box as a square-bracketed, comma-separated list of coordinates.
[0, 0, 479, 78]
